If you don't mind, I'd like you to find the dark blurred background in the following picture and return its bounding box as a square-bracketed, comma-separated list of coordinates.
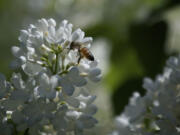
[1, 0, 180, 134]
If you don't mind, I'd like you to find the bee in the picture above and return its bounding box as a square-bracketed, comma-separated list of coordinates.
[70, 41, 94, 63]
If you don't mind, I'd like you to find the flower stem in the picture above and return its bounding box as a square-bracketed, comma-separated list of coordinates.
[59, 70, 68, 75]
[47, 60, 54, 73]
[62, 56, 65, 70]
[54, 53, 59, 74]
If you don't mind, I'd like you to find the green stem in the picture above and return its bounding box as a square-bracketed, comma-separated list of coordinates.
[59, 70, 68, 76]
[54, 53, 59, 74]
[47, 60, 53, 73]
[62, 56, 65, 70]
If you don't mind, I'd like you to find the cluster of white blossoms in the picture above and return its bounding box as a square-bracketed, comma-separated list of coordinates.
[111, 55, 180, 135]
[0, 18, 101, 135]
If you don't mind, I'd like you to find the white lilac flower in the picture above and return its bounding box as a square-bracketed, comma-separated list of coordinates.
[11, 18, 95, 76]
[0, 18, 101, 135]
[11, 18, 101, 99]
[0, 74, 98, 135]
[34, 72, 58, 99]
[56, 89, 97, 135]
[111, 55, 180, 135]
[58, 67, 87, 96]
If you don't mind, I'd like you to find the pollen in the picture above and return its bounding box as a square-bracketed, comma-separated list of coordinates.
[80, 72, 88, 77]
[44, 31, 48, 36]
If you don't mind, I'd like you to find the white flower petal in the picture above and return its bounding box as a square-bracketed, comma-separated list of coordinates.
[89, 68, 101, 76]
[18, 30, 29, 43]
[22, 61, 42, 76]
[48, 18, 56, 27]
[59, 77, 75, 96]
[82, 37, 93, 44]
[66, 111, 82, 120]
[83, 104, 97, 115]
[48, 26, 56, 37]
[37, 18, 49, 31]
[71, 28, 84, 41]
[11, 46, 22, 58]
[78, 115, 97, 129]
[66, 97, 80, 108]
[11, 73, 25, 90]
[50, 75, 59, 89]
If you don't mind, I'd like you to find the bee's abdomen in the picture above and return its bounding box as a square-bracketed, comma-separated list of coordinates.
[81, 47, 94, 61]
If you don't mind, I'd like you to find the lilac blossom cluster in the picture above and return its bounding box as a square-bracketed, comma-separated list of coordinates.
[111, 55, 180, 135]
[0, 18, 101, 135]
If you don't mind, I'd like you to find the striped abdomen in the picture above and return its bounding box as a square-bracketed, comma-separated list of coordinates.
[80, 47, 94, 61]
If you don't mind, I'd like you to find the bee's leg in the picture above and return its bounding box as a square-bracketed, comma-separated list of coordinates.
[78, 54, 82, 64]
[77, 48, 82, 64]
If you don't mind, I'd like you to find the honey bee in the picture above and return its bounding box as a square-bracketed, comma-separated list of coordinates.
[70, 41, 94, 63]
